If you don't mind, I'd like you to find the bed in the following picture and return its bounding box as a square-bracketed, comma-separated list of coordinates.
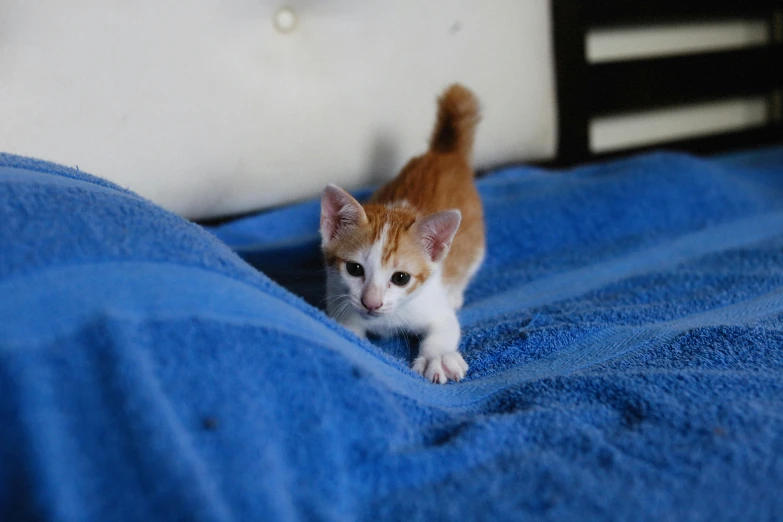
[2, 3, 783, 522]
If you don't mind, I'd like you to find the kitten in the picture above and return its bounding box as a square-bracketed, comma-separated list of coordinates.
[319, 84, 485, 383]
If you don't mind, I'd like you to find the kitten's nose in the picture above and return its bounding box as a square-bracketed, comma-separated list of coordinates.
[361, 296, 383, 312]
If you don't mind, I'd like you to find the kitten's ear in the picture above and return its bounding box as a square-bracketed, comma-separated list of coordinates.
[414, 209, 462, 263]
[320, 184, 367, 244]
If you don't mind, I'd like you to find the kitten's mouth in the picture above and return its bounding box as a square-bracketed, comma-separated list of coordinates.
[357, 307, 384, 318]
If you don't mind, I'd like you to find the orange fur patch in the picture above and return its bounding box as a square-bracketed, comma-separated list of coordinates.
[369, 84, 485, 289]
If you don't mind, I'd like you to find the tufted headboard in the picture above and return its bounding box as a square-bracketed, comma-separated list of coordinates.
[0, 1, 556, 220]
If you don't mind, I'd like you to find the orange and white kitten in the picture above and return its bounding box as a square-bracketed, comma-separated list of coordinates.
[319, 84, 485, 383]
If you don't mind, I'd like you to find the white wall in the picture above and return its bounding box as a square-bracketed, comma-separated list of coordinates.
[0, 1, 556, 219]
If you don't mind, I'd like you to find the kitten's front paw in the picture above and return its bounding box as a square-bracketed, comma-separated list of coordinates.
[412, 352, 468, 384]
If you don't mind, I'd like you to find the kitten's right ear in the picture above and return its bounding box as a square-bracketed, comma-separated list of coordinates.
[320, 184, 367, 244]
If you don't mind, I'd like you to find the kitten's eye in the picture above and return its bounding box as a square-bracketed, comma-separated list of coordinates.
[345, 261, 364, 277]
[391, 272, 411, 286]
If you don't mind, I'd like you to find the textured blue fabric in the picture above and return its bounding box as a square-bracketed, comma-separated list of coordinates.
[1, 149, 783, 521]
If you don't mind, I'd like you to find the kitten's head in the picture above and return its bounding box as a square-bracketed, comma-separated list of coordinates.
[320, 184, 461, 317]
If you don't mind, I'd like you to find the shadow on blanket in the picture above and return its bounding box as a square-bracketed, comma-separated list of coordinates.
[1, 148, 783, 521]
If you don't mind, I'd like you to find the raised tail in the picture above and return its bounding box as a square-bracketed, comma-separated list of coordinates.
[429, 83, 480, 158]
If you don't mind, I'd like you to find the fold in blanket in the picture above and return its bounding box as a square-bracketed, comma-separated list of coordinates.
[1, 149, 782, 521]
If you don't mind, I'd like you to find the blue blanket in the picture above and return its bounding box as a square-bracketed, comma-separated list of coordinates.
[1, 149, 782, 521]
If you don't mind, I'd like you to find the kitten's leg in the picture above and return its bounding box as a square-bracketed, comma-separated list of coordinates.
[446, 287, 465, 310]
[445, 247, 485, 310]
[412, 311, 468, 383]
[328, 304, 368, 339]
[341, 316, 368, 339]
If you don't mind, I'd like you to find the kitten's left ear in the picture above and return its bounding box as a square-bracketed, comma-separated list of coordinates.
[414, 209, 462, 263]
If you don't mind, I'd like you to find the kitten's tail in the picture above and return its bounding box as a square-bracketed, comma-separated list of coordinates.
[429, 83, 480, 158]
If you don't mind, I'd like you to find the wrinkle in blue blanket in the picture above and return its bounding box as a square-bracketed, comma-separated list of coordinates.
[1, 149, 783, 521]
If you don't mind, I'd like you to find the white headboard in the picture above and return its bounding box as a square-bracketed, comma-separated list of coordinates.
[0, 1, 556, 219]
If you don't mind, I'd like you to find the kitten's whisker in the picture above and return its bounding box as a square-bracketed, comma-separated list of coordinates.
[395, 314, 421, 360]
[320, 292, 351, 307]
[323, 294, 351, 307]
[397, 314, 421, 343]
[388, 313, 413, 361]
[327, 296, 354, 324]
[333, 299, 353, 320]
[333, 308, 351, 327]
